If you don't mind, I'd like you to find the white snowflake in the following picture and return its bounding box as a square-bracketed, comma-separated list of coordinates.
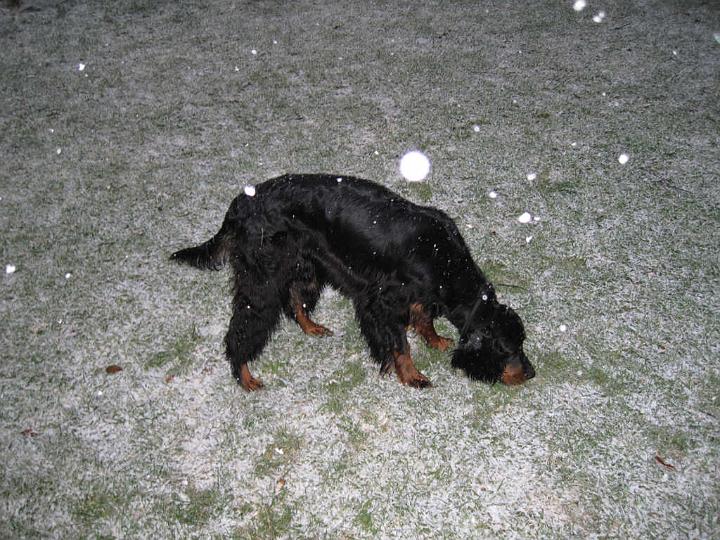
[399, 151, 430, 182]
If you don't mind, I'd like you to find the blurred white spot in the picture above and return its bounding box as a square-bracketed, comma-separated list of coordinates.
[399, 150, 431, 182]
[77, 63, 85, 71]
[97, 390, 103, 396]
[573, 0, 586, 11]
[672, 50, 678, 56]
[714, 33, 720, 44]
[527, 172, 537, 181]
[244, 185, 256, 196]
[273, 39, 278, 45]
[65, 273, 72, 279]
[525, 236, 533, 244]
[473, 125, 480, 132]
[6, 264, 16, 274]
[336, 177, 343, 183]
[251, 49, 257, 55]
[49, 128, 54, 134]
[488, 190, 498, 199]
[517, 212, 532, 224]
[373, 150, 379, 155]
[571, 142, 577, 147]
[533, 216, 541, 222]
[56, 148, 62, 155]
[560, 324, 568, 332]
[234, 66, 239, 72]
[618, 153, 629, 165]
[592, 11, 606, 23]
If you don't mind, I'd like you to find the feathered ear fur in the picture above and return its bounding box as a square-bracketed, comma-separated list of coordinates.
[451, 330, 505, 383]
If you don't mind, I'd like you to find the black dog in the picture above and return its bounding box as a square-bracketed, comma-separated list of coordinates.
[171, 174, 535, 390]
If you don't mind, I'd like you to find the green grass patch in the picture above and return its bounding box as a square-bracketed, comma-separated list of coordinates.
[170, 486, 230, 527]
[322, 360, 367, 414]
[145, 324, 201, 375]
[255, 429, 303, 477]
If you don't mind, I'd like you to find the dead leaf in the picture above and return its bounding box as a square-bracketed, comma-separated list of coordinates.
[21, 428, 38, 437]
[655, 455, 676, 470]
[106, 364, 123, 374]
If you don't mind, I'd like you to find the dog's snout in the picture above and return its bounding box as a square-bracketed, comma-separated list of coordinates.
[524, 362, 536, 380]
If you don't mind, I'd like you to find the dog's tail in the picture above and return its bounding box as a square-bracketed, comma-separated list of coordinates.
[170, 224, 229, 271]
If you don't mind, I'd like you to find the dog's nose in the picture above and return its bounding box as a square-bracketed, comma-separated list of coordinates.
[524, 363, 536, 380]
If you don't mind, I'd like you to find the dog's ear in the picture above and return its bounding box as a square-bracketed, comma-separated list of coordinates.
[460, 283, 498, 337]
[451, 332, 504, 383]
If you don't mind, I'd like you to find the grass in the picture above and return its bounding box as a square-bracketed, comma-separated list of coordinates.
[1, 0, 719, 538]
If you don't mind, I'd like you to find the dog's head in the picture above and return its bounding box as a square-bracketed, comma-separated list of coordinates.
[452, 287, 535, 385]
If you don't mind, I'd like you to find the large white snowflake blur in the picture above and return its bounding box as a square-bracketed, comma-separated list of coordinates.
[399, 151, 431, 182]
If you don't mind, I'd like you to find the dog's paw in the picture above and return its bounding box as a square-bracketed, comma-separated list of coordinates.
[305, 324, 334, 337]
[427, 335, 453, 352]
[240, 376, 265, 391]
[406, 374, 433, 389]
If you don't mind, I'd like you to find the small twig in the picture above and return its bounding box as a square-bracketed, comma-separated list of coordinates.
[494, 282, 527, 291]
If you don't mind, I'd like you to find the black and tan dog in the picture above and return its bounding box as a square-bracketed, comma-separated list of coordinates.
[171, 174, 535, 390]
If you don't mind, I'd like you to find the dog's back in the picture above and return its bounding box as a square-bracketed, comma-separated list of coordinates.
[171, 174, 472, 280]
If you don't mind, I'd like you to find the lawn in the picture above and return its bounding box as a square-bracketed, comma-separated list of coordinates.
[1, 0, 718, 537]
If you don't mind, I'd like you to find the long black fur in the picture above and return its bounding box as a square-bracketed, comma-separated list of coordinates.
[171, 174, 535, 387]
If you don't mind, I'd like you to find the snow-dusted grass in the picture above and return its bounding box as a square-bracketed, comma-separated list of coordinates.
[1, 0, 718, 537]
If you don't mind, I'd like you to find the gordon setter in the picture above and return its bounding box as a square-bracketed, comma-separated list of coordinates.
[171, 174, 535, 390]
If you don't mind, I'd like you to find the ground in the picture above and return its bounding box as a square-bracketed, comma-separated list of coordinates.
[1, 0, 719, 538]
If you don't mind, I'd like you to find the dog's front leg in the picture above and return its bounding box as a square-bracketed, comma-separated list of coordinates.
[409, 303, 453, 352]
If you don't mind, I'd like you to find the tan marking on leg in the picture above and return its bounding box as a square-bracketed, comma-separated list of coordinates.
[393, 351, 432, 388]
[293, 303, 333, 337]
[239, 363, 264, 391]
[409, 303, 454, 351]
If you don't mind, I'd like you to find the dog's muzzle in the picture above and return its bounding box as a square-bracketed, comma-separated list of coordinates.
[501, 355, 535, 385]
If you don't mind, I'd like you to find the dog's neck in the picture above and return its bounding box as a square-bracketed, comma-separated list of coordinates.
[445, 271, 494, 334]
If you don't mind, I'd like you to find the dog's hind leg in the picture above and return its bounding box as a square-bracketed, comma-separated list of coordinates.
[225, 292, 283, 391]
[409, 303, 453, 352]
